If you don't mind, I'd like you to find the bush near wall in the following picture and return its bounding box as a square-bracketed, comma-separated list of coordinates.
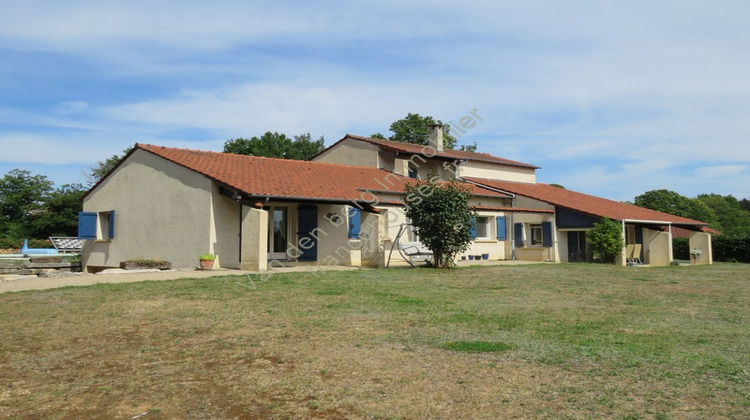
[712, 236, 750, 263]
[673, 236, 750, 263]
[673, 238, 689, 260]
[0, 238, 51, 250]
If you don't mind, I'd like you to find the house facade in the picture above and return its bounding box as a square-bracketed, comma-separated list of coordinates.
[79, 128, 712, 272]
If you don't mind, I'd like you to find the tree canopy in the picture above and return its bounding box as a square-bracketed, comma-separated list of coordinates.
[373, 113, 478, 152]
[403, 179, 476, 268]
[634, 189, 719, 227]
[0, 170, 84, 239]
[223, 132, 324, 160]
[633, 189, 750, 237]
[87, 146, 133, 185]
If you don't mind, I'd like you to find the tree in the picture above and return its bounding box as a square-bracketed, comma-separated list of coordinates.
[0, 169, 54, 238]
[223, 132, 324, 160]
[403, 178, 476, 268]
[587, 218, 624, 264]
[634, 189, 719, 227]
[30, 183, 86, 238]
[387, 113, 458, 149]
[740, 198, 750, 212]
[696, 194, 750, 237]
[87, 146, 133, 185]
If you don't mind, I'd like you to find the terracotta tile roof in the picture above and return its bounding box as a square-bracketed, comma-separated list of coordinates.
[464, 177, 708, 226]
[129, 144, 510, 204]
[320, 134, 540, 169]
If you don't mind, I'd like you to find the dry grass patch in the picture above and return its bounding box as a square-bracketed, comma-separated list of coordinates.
[0, 263, 748, 418]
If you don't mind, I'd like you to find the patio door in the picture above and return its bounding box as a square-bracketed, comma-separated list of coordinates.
[265, 206, 289, 260]
[567, 231, 587, 262]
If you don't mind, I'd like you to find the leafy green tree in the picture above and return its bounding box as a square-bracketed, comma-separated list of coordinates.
[87, 146, 133, 185]
[740, 198, 750, 212]
[387, 113, 458, 149]
[30, 183, 86, 237]
[587, 218, 624, 264]
[223, 132, 324, 160]
[0, 169, 54, 238]
[696, 194, 750, 237]
[634, 189, 719, 227]
[403, 179, 476, 268]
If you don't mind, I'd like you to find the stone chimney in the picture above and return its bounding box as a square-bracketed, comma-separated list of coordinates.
[428, 124, 444, 152]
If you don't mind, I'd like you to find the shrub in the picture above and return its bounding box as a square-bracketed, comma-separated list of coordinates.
[403, 179, 476, 268]
[588, 218, 624, 264]
[672, 237, 689, 260]
[713, 236, 750, 263]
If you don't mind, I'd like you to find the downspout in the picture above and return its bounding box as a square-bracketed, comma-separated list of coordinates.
[621, 219, 626, 265]
[238, 196, 243, 266]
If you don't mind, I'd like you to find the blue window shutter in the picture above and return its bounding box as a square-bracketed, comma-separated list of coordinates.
[496, 216, 507, 240]
[542, 221, 553, 247]
[108, 210, 116, 239]
[78, 212, 97, 240]
[514, 223, 524, 248]
[469, 217, 477, 240]
[348, 207, 361, 239]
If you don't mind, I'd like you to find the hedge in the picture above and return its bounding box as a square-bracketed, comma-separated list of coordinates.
[673, 236, 750, 263]
[0, 238, 52, 250]
[712, 236, 750, 263]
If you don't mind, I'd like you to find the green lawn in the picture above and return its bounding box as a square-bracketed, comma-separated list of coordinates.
[1, 263, 748, 418]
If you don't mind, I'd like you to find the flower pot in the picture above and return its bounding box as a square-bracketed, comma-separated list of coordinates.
[199, 259, 214, 270]
[461, 256, 467, 260]
[468, 255, 475, 260]
[482, 253, 489, 260]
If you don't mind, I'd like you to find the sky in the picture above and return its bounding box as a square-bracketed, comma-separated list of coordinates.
[1, 0, 749, 201]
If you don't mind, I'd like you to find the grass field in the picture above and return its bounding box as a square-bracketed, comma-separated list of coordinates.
[1, 263, 748, 419]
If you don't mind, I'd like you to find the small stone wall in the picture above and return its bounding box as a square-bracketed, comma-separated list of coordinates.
[0, 258, 82, 276]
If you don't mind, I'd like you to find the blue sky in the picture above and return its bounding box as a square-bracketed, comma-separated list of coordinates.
[1, 0, 748, 201]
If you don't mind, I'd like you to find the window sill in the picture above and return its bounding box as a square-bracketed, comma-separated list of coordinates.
[473, 239, 497, 243]
[94, 239, 112, 243]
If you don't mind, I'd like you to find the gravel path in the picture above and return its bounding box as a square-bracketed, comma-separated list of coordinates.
[0, 269, 258, 294]
[0, 265, 367, 294]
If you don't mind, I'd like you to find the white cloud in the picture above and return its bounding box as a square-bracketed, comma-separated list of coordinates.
[694, 165, 747, 179]
[1, 0, 750, 198]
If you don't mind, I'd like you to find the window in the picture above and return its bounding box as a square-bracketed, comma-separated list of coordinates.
[408, 165, 419, 179]
[530, 224, 543, 245]
[78, 210, 115, 240]
[529, 222, 553, 247]
[475, 217, 490, 239]
[626, 225, 636, 244]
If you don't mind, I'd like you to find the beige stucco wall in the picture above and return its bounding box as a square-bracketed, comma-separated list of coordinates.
[511, 212, 557, 262]
[462, 211, 507, 261]
[646, 230, 672, 266]
[458, 161, 536, 183]
[82, 149, 214, 271]
[689, 232, 713, 265]
[211, 185, 242, 269]
[315, 204, 358, 266]
[241, 206, 267, 271]
[312, 138, 381, 168]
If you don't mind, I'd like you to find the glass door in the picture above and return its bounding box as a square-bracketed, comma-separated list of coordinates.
[266, 206, 288, 260]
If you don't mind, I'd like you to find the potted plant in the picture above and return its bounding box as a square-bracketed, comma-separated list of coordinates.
[199, 253, 216, 270]
[690, 248, 702, 264]
[481, 253, 490, 260]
